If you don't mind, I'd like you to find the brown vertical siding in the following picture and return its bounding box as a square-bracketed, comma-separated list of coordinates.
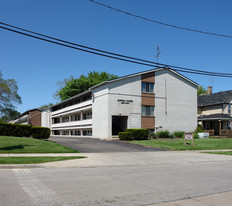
[141, 93, 155, 106]
[28, 110, 41, 127]
[141, 72, 155, 83]
[141, 117, 155, 129]
[141, 72, 155, 129]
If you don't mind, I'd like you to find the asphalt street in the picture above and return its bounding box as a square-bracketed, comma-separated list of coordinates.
[49, 136, 166, 153]
[1, 151, 232, 205]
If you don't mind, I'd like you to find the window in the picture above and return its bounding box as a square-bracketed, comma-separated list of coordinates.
[142, 82, 154, 93]
[62, 130, 69, 135]
[83, 111, 92, 120]
[71, 114, 81, 121]
[228, 104, 231, 114]
[142, 106, 154, 116]
[62, 116, 69, 123]
[228, 122, 231, 130]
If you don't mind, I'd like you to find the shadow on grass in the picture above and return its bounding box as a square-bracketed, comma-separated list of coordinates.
[0, 145, 33, 150]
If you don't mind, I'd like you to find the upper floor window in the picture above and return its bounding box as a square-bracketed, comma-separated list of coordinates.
[142, 105, 154, 116]
[142, 82, 154, 93]
[228, 104, 231, 114]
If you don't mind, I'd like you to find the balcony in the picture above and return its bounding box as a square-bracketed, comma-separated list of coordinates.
[51, 100, 92, 116]
[51, 119, 92, 129]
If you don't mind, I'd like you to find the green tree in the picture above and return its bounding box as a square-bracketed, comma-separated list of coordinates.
[55, 71, 118, 101]
[39, 103, 54, 109]
[0, 108, 21, 122]
[0, 71, 22, 116]
[197, 86, 207, 96]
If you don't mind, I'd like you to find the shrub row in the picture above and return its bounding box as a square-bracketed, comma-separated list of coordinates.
[119, 125, 205, 141]
[0, 123, 50, 139]
[119, 129, 149, 141]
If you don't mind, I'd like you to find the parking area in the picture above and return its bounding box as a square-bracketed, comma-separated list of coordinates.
[49, 136, 167, 153]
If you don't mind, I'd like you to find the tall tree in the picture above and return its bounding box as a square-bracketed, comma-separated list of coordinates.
[197, 86, 207, 96]
[0, 108, 21, 123]
[55, 71, 118, 101]
[0, 71, 22, 116]
[39, 103, 54, 109]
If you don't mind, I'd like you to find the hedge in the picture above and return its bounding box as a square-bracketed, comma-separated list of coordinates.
[0, 123, 32, 137]
[156, 130, 172, 138]
[119, 129, 149, 141]
[126, 129, 149, 140]
[172, 131, 185, 138]
[0, 123, 50, 139]
[31, 127, 51, 139]
[119, 132, 133, 141]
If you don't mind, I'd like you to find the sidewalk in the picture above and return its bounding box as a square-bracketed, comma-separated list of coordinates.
[153, 191, 232, 206]
[0, 150, 232, 169]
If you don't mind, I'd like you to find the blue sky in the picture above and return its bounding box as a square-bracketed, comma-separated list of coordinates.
[0, 0, 232, 113]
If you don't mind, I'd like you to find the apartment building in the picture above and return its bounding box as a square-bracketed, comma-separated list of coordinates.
[13, 108, 51, 127]
[49, 67, 198, 139]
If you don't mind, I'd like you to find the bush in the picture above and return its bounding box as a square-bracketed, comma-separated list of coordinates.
[0, 123, 32, 137]
[31, 127, 51, 139]
[193, 132, 199, 139]
[172, 131, 185, 138]
[119, 132, 133, 141]
[156, 130, 172, 138]
[195, 124, 204, 133]
[126, 129, 149, 140]
[0, 123, 50, 139]
[148, 132, 156, 139]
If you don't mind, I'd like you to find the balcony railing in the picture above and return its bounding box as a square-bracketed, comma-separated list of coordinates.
[51, 119, 92, 128]
[51, 100, 92, 116]
[204, 130, 214, 136]
[219, 130, 232, 137]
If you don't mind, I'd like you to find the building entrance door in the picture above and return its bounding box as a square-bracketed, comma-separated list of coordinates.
[112, 115, 128, 136]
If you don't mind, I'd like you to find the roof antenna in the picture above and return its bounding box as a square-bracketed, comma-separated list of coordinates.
[155, 45, 161, 66]
[211, 75, 214, 90]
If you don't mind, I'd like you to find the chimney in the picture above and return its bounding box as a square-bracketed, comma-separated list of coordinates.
[207, 86, 212, 95]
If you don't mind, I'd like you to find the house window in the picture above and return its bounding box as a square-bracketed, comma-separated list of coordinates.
[142, 106, 154, 116]
[228, 104, 231, 114]
[142, 82, 154, 93]
[228, 122, 231, 130]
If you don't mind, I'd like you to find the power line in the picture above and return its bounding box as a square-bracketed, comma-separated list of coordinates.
[89, 0, 232, 39]
[1, 21, 232, 77]
[1, 22, 232, 78]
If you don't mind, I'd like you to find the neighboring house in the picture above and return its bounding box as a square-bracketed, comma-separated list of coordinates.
[198, 86, 232, 136]
[13, 108, 51, 128]
[50, 67, 198, 139]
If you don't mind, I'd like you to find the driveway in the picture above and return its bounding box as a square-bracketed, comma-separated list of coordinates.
[49, 136, 166, 153]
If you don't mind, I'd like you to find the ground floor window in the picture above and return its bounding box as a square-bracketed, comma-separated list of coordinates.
[53, 130, 60, 135]
[71, 130, 81, 136]
[83, 129, 92, 136]
[62, 130, 69, 135]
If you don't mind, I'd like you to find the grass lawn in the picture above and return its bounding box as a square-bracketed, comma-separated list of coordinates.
[0, 136, 78, 153]
[203, 151, 232, 155]
[0, 156, 85, 164]
[132, 138, 232, 150]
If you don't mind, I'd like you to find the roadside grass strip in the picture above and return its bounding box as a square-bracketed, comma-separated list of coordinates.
[132, 138, 232, 150]
[202, 151, 232, 156]
[0, 136, 78, 153]
[0, 156, 85, 164]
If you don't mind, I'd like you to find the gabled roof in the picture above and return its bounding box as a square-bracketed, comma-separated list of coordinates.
[198, 113, 232, 121]
[89, 67, 199, 90]
[198, 90, 232, 107]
